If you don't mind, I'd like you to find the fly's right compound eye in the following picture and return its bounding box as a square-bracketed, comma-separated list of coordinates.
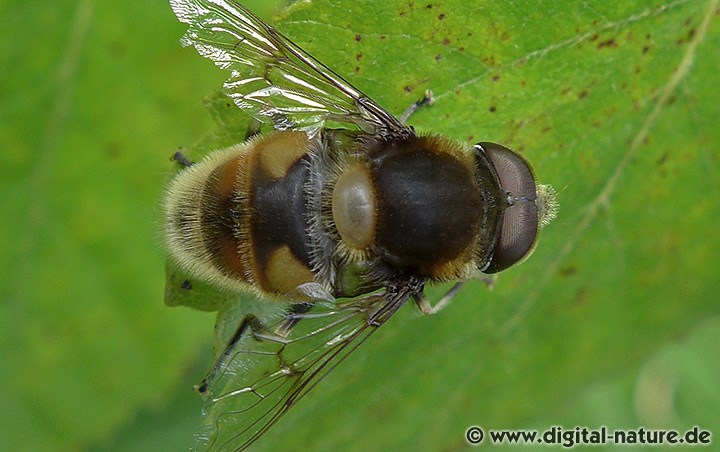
[476, 142, 541, 274]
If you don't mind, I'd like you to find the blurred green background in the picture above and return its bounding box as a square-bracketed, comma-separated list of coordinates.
[2, 0, 718, 451]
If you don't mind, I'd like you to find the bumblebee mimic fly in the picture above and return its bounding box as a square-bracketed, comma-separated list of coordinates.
[164, 0, 557, 449]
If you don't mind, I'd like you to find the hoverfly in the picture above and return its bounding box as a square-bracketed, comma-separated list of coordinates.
[165, 0, 557, 450]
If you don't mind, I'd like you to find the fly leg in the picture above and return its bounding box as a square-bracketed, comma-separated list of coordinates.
[172, 117, 261, 171]
[195, 314, 266, 396]
[273, 302, 313, 338]
[477, 273, 497, 290]
[171, 150, 194, 168]
[194, 302, 315, 397]
[196, 283, 334, 396]
[399, 89, 435, 124]
[277, 282, 337, 337]
[413, 281, 465, 315]
[413, 273, 497, 315]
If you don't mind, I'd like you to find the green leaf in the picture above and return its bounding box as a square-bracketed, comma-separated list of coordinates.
[3, 0, 718, 451]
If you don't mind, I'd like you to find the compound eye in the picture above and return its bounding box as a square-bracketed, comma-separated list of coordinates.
[477, 142, 539, 274]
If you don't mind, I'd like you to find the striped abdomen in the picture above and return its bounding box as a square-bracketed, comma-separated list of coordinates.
[164, 131, 316, 296]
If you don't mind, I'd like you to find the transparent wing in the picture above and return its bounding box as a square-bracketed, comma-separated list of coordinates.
[170, 0, 409, 136]
[195, 279, 423, 451]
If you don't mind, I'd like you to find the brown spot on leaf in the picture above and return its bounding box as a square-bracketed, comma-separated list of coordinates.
[559, 265, 577, 277]
[355, 34, 362, 42]
[655, 151, 669, 167]
[676, 28, 696, 45]
[482, 55, 498, 67]
[597, 38, 617, 49]
[404, 85, 413, 93]
[642, 45, 650, 54]
[573, 287, 590, 306]
[105, 142, 122, 159]
[590, 34, 599, 42]
[489, 105, 496, 113]
[442, 37, 451, 45]
[435, 54, 443, 61]
[578, 90, 589, 99]
[356, 53, 363, 61]
[438, 13, 445, 20]
[492, 74, 500, 82]
[602, 106, 618, 118]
